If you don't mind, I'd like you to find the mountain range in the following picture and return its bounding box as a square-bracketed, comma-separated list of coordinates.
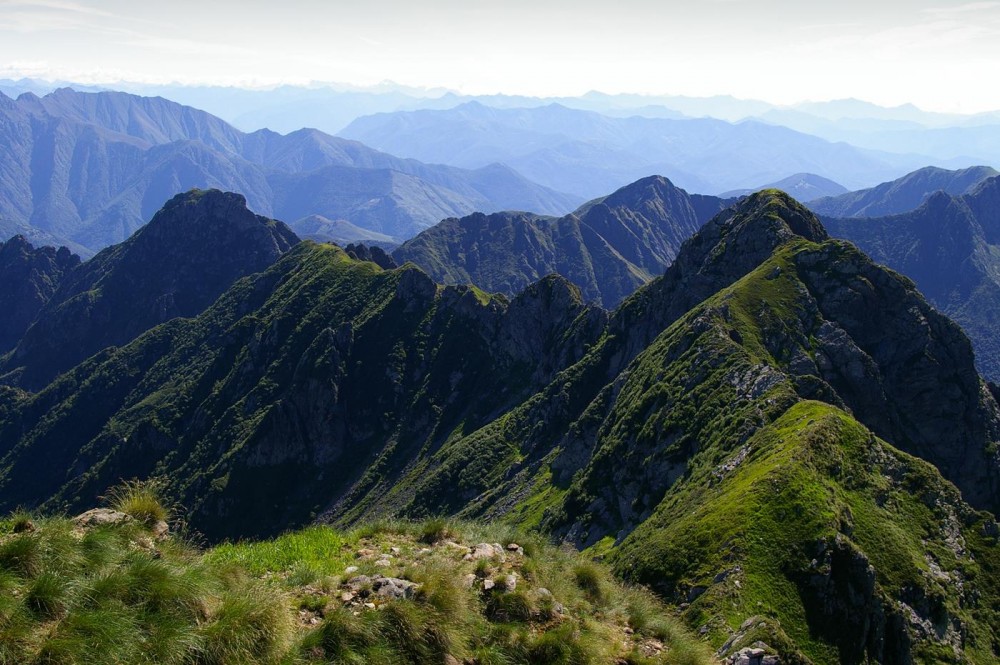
[756, 107, 1000, 168]
[0, 87, 578, 251]
[393, 176, 727, 306]
[338, 101, 952, 198]
[392, 167, 1000, 381]
[1, 79, 1000, 663]
[10, 78, 999, 144]
[1, 188, 999, 662]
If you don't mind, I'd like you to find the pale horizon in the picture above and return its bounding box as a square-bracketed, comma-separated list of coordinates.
[2, 0, 1000, 114]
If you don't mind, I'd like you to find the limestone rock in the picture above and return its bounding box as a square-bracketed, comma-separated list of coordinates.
[72, 508, 130, 529]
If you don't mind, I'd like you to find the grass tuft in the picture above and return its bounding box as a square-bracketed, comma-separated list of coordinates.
[419, 516, 454, 544]
[104, 478, 170, 525]
[573, 561, 607, 603]
[197, 584, 292, 664]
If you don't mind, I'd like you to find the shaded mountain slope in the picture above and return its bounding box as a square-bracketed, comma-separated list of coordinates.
[0, 189, 299, 390]
[825, 176, 1000, 380]
[0, 191, 998, 662]
[0, 235, 79, 353]
[0, 238, 606, 541]
[393, 176, 726, 306]
[809, 165, 998, 218]
[0, 88, 579, 249]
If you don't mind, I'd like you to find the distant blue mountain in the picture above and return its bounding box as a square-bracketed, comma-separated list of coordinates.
[338, 102, 940, 198]
[808, 166, 999, 217]
[0, 88, 580, 250]
[721, 173, 848, 202]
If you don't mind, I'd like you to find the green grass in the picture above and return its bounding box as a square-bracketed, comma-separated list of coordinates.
[205, 525, 358, 577]
[105, 477, 171, 524]
[0, 491, 713, 665]
[610, 399, 1000, 664]
[0, 516, 290, 664]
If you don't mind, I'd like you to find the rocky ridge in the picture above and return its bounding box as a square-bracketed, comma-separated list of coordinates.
[809, 165, 999, 218]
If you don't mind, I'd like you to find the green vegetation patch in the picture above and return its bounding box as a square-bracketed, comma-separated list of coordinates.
[0, 486, 714, 665]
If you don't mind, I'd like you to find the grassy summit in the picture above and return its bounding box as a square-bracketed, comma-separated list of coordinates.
[0, 484, 712, 665]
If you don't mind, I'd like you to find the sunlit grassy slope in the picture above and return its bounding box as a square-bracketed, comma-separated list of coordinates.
[0, 486, 714, 665]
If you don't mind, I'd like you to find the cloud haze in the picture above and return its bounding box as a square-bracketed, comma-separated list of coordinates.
[0, 0, 998, 112]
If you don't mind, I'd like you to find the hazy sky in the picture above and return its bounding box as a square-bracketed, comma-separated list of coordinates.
[1, 0, 999, 112]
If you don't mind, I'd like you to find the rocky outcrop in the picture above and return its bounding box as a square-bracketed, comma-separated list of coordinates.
[343, 243, 397, 270]
[497, 275, 609, 383]
[799, 536, 911, 665]
[0, 235, 79, 353]
[793, 241, 1000, 513]
[72, 508, 131, 528]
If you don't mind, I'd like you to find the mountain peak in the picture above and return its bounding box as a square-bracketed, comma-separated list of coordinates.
[729, 189, 829, 243]
[609, 189, 828, 360]
[140, 189, 298, 250]
[115, 188, 301, 280]
[156, 188, 248, 220]
[968, 173, 1000, 198]
[922, 188, 957, 210]
[573, 175, 690, 219]
[603, 175, 681, 202]
[4, 190, 300, 390]
[0, 234, 30, 251]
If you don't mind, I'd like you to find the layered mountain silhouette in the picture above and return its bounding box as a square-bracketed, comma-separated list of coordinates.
[0, 88, 578, 250]
[1, 189, 998, 662]
[393, 176, 727, 306]
[825, 175, 1000, 381]
[338, 101, 932, 198]
[809, 165, 998, 217]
